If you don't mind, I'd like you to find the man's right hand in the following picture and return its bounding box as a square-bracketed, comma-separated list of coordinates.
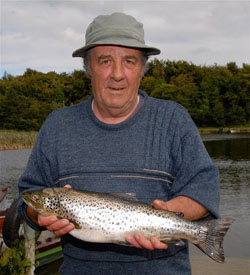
[37, 214, 75, 237]
[26, 184, 75, 237]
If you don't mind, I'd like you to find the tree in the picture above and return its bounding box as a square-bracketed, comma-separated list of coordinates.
[0, 59, 249, 130]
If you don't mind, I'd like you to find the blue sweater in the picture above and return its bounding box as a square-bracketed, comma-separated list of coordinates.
[18, 90, 219, 269]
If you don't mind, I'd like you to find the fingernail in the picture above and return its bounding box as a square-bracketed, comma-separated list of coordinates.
[50, 216, 57, 222]
[151, 237, 156, 244]
[153, 200, 161, 206]
[135, 234, 140, 241]
[62, 220, 69, 226]
[126, 236, 132, 242]
[68, 223, 75, 230]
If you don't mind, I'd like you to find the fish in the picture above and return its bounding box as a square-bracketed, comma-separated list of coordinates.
[22, 187, 233, 263]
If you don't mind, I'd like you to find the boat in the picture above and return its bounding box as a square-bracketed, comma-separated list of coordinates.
[0, 187, 8, 254]
[0, 187, 63, 269]
[226, 128, 237, 134]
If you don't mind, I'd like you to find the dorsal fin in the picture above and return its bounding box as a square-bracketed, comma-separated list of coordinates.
[109, 192, 138, 201]
[169, 211, 184, 217]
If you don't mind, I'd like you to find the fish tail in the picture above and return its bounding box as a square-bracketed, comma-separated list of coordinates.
[195, 218, 233, 263]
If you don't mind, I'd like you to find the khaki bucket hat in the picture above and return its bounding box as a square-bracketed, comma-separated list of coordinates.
[72, 12, 161, 57]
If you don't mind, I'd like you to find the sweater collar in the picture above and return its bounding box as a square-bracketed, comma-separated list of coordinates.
[87, 90, 148, 130]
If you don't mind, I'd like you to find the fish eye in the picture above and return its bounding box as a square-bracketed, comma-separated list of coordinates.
[32, 194, 39, 200]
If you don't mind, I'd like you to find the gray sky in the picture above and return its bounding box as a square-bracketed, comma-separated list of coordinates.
[1, 0, 249, 77]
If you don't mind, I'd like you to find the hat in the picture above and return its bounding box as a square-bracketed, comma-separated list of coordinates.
[72, 12, 161, 57]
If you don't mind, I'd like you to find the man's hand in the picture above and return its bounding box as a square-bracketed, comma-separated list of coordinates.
[37, 215, 75, 237]
[26, 184, 75, 237]
[125, 233, 168, 250]
[153, 196, 209, 221]
[125, 196, 209, 250]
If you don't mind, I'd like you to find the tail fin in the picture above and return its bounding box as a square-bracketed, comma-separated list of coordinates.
[196, 218, 233, 263]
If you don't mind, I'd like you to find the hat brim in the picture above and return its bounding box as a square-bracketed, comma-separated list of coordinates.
[72, 42, 161, 57]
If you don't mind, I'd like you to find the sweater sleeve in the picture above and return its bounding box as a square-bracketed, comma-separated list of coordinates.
[17, 119, 57, 231]
[170, 107, 220, 219]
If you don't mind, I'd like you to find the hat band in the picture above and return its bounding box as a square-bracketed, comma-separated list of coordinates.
[86, 28, 145, 46]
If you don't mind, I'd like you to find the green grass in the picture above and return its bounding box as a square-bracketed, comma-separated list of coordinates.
[0, 124, 249, 150]
[0, 130, 37, 150]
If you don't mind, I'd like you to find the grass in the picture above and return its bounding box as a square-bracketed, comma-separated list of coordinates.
[0, 124, 249, 150]
[0, 130, 37, 150]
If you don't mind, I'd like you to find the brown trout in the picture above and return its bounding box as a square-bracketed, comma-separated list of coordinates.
[22, 187, 233, 263]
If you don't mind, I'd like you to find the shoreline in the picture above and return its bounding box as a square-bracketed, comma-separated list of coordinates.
[0, 128, 249, 151]
[199, 127, 250, 134]
[0, 144, 34, 151]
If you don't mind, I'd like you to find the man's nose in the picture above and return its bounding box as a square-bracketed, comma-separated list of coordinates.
[111, 62, 125, 81]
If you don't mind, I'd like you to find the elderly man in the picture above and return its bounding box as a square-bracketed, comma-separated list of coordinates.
[18, 13, 219, 274]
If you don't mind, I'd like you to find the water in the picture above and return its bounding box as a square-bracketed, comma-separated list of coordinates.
[0, 134, 249, 260]
[202, 133, 250, 221]
[0, 149, 31, 208]
[193, 134, 250, 260]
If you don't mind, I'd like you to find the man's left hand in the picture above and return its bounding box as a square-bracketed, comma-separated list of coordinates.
[125, 196, 209, 250]
[125, 233, 168, 250]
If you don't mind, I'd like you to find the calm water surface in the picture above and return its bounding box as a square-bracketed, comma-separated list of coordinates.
[0, 134, 249, 259]
[198, 134, 250, 259]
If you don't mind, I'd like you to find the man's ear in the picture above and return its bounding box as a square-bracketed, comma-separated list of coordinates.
[86, 73, 91, 79]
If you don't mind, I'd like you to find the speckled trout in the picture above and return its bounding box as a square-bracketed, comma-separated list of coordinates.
[22, 187, 233, 263]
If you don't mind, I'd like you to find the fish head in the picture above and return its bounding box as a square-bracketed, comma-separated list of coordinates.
[22, 188, 60, 216]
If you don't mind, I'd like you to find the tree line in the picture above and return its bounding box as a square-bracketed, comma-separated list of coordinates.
[0, 60, 249, 131]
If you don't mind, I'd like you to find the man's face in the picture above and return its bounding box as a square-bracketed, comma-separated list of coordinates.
[89, 45, 144, 119]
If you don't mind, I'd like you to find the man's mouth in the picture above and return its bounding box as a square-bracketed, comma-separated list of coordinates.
[109, 87, 125, 91]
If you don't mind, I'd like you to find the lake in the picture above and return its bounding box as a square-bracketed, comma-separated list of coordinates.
[0, 133, 249, 266]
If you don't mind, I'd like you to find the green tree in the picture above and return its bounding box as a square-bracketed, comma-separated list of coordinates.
[0, 59, 249, 130]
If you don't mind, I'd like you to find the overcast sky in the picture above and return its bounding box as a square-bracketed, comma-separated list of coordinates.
[1, 0, 249, 77]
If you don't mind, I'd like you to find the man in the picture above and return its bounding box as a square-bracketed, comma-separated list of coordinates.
[18, 13, 219, 274]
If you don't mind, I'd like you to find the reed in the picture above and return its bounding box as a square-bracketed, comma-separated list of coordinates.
[0, 130, 37, 150]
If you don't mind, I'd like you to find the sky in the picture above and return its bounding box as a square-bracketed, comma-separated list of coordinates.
[1, 0, 250, 77]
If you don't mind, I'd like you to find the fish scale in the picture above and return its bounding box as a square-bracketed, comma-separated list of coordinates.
[22, 187, 233, 263]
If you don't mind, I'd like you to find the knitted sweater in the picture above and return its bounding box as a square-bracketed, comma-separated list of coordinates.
[18, 90, 219, 266]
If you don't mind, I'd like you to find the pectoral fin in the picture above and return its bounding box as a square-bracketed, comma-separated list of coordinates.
[57, 216, 82, 230]
[115, 241, 133, 246]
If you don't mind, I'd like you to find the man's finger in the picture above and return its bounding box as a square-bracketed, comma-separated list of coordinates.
[126, 233, 154, 250]
[152, 200, 169, 210]
[150, 236, 168, 250]
[53, 223, 75, 237]
[125, 235, 143, 249]
[37, 215, 57, 227]
[64, 184, 72, 188]
[134, 233, 155, 250]
[46, 219, 70, 232]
